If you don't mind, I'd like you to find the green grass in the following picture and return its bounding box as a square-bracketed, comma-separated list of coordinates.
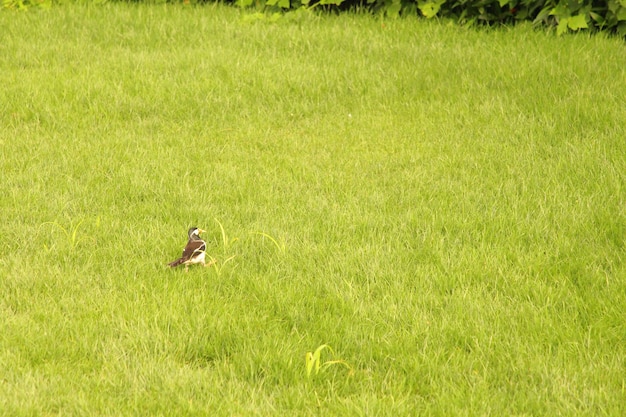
[1, 4, 626, 415]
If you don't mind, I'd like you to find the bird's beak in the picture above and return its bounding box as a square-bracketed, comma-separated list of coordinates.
[198, 229, 206, 234]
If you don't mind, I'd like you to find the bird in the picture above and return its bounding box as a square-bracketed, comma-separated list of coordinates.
[168, 227, 209, 269]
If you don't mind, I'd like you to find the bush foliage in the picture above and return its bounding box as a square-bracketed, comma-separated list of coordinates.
[3, 0, 625, 35]
[283, 0, 625, 35]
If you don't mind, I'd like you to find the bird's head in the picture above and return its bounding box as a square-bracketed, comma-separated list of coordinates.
[188, 227, 206, 239]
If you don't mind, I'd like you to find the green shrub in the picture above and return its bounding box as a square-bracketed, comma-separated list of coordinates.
[3, 0, 625, 35]
[243, 0, 626, 35]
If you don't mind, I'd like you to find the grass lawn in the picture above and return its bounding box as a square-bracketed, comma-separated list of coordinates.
[1, 3, 625, 415]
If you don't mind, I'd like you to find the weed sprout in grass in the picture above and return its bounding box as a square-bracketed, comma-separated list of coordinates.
[204, 218, 239, 276]
[39, 219, 94, 252]
[250, 231, 286, 254]
[206, 253, 237, 276]
[205, 219, 286, 275]
[214, 217, 239, 255]
[305, 344, 352, 378]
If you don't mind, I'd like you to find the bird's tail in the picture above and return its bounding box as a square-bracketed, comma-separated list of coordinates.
[168, 258, 185, 267]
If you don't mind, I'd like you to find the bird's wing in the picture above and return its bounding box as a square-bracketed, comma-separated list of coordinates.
[180, 239, 206, 260]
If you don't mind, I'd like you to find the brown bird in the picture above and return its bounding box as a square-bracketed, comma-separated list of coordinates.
[168, 227, 209, 269]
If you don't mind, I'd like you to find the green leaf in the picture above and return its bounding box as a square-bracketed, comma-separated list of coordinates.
[567, 13, 588, 30]
[305, 352, 314, 377]
[386, 0, 402, 17]
[617, 7, 626, 20]
[589, 12, 604, 25]
[418, 0, 444, 18]
[550, 3, 569, 18]
[557, 17, 569, 35]
[534, 5, 553, 24]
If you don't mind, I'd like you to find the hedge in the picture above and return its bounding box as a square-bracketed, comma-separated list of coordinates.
[3, 0, 626, 35]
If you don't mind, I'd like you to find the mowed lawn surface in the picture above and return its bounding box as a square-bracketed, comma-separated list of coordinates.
[1, 4, 625, 415]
